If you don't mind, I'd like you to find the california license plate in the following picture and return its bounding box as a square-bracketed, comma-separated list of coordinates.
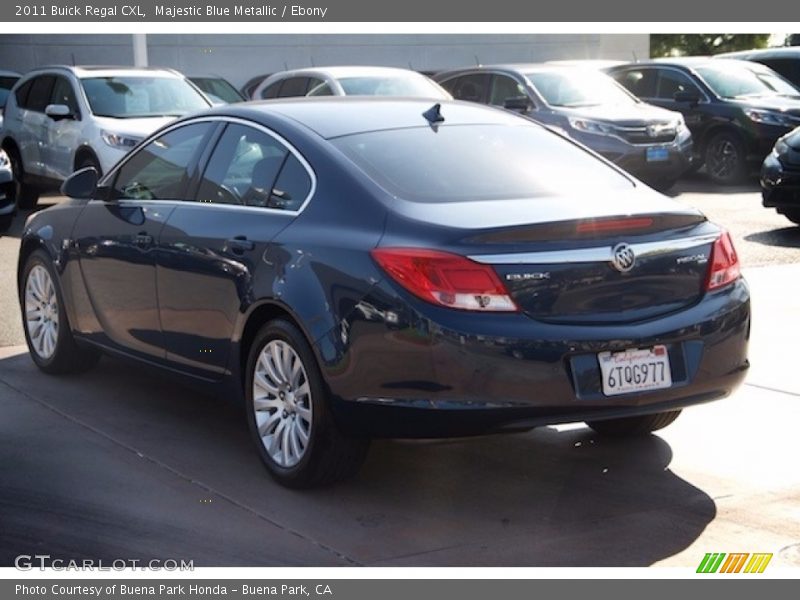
[646, 147, 670, 162]
[598, 345, 672, 396]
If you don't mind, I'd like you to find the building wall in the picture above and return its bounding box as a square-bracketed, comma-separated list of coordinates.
[0, 34, 649, 88]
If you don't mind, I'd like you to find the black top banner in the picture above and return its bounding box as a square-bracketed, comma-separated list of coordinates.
[2, 0, 799, 22]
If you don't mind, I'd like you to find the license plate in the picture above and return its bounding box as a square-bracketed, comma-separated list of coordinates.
[646, 147, 670, 162]
[598, 345, 672, 396]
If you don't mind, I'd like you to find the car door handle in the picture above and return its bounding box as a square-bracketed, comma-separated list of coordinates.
[226, 236, 255, 254]
[134, 232, 153, 248]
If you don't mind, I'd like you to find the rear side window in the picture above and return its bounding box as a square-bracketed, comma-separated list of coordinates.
[111, 122, 212, 201]
[332, 123, 632, 204]
[448, 74, 490, 103]
[197, 123, 288, 206]
[278, 77, 310, 98]
[26, 76, 56, 112]
[612, 69, 657, 98]
[260, 83, 280, 99]
[0, 75, 19, 106]
[271, 154, 312, 211]
[14, 79, 33, 108]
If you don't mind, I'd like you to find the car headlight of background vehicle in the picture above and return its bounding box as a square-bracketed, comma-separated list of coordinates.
[745, 109, 800, 128]
[567, 117, 615, 135]
[0, 149, 9, 169]
[101, 130, 142, 149]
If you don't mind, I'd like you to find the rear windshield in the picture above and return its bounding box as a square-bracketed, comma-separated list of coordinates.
[331, 123, 633, 203]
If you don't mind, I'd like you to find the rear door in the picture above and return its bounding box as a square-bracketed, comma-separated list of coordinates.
[156, 120, 314, 379]
[73, 121, 215, 359]
[17, 75, 55, 177]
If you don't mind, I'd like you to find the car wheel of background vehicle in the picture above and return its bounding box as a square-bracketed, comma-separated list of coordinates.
[20, 249, 100, 374]
[245, 319, 370, 488]
[704, 132, 746, 185]
[586, 410, 681, 437]
[8, 148, 40, 209]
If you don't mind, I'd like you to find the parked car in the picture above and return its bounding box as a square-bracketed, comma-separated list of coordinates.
[1, 65, 212, 210]
[0, 148, 15, 231]
[761, 126, 800, 223]
[189, 76, 245, 104]
[607, 58, 800, 184]
[250, 66, 451, 100]
[717, 47, 800, 90]
[241, 73, 271, 99]
[435, 64, 693, 190]
[0, 69, 21, 130]
[20, 98, 749, 488]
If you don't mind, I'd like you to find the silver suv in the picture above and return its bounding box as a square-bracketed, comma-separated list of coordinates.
[1, 65, 211, 210]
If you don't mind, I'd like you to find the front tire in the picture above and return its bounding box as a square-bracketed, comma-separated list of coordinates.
[8, 149, 40, 209]
[245, 319, 369, 488]
[586, 410, 681, 437]
[704, 132, 746, 185]
[20, 250, 99, 374]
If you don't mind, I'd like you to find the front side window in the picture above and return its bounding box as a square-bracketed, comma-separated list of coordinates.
[112, 122, 212, 201]
[332, 123, 633, 204]
[656, 70, 702, 100]
[81, 76, 209, 118]
[489, 75, 527, 106]
[50, 77, 79, 113]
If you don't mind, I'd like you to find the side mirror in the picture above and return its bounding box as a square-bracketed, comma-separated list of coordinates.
[60, 167, 98, 199]
[45, 103, 75, 121]
[673, 90, 700, 106]
[503, 95, 533, 113]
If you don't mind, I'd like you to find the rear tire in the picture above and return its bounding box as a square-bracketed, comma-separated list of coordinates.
[20, 250, 100, 374]
[245, 319, 370, 488]
[704, 132, 746, 185]
[586, 410, 681, 437]
[8, 148, 40, 209]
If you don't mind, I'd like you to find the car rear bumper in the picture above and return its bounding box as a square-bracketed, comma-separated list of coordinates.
[322, 278, 750, 438]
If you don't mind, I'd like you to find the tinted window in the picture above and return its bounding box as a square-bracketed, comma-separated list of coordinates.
[190, 77, 243, 103]
[307, 81, 334, 96]
[449, 74, 490, 103]
[332, 124, 632, 204]
[759, 58, 800, 86]
[14, 79, 32, 108]
[0, 75, 19, 106]
[81, 76, 209, 118]
[27, 76, 56, 112]
[50, 76, 79, 113]
[197, 123, 288, 207]
[271, 154, 312, 211]
[278, 77, 310, 98]
[489, 75, 526, 106]
[261, 82, 280, 99]
[112, 123, 212, 201]
[656, 70, 702, 100]
[613, 68, 657, 97]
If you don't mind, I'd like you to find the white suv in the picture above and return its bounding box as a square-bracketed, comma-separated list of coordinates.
[1, 65, 212, 210]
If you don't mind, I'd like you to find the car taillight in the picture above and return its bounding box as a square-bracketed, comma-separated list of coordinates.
[371, 248, 518, 312]
[706, 231, 741, 291]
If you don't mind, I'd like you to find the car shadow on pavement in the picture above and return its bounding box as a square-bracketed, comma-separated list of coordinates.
[0, 351, 715, 567]
[664, 171, 761, 197]
[745, 226, 800, 249]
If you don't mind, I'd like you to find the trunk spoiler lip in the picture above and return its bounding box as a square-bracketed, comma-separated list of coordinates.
[469, 232, 719, 265]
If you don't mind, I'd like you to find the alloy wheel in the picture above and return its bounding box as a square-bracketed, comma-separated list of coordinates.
[707, 138, 740, 181]
[252, 340, 313, 468]
[24, 265, 59, 359]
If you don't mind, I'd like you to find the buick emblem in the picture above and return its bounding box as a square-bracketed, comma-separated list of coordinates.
[611, 243, 636, 273]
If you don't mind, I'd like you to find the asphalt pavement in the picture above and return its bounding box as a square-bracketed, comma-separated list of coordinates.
[1, 176, 799, 567]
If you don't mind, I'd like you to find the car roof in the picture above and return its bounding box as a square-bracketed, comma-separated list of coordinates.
[23, 65, 184, 79]
[437, 63, 608, 77]
[267, 66, 431, 79]
[0, 70, 21, 77]
[208, 97, 532, 139]
[718, 47, 800, 59]
[611, 57, 758, 70]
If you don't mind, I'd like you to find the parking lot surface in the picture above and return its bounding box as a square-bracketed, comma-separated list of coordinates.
[1, 175, 799, 567]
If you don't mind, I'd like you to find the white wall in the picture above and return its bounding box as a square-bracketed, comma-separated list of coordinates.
[0, 34, 649, 87]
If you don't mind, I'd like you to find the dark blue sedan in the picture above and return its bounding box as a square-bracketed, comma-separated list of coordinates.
[18, 98, 750, 487]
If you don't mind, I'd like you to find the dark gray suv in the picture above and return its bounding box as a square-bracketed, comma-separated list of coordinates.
[435, 64, 693, 190]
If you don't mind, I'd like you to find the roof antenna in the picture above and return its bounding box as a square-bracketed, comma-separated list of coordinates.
[474, 54, 481, 66]
[71, 53, 76, 66]
[310, 57, 315, 66]
[632, 50, 638, 63]
[284, 61, 288, 71]
[422, 103, 445, 130]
